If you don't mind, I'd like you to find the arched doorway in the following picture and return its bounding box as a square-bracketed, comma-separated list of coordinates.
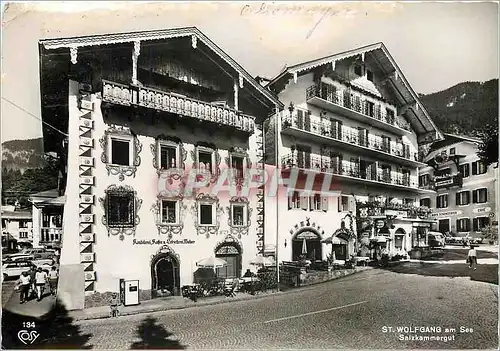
[292, 230, 322, 262]
[394, 228, 406, 251]
[151, 252, 180, 298]
[215, 242, 242, 279]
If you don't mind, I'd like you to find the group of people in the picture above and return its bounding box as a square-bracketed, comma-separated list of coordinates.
[16, 266, 59, 304]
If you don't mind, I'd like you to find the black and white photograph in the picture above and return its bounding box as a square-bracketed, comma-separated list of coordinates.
[1, 1, 498, 349]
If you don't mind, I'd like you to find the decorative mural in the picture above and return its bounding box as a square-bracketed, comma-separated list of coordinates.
[77, 85, 97, 293]
[288, 217, 326, 238]
[99, 184, 143, 240]
[150, 135, 188, 172]
[99, 125, 142, 181]
[254, 124, 265, 255]
[226, 196, 252, 239]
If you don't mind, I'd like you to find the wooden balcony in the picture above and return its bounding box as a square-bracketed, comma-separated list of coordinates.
[281, 116, 425, 167]
[40, 227, 62, 244]
[281, 153, 433, 194]
[305, 83, 412, 136]
[102, 80, 255, 133]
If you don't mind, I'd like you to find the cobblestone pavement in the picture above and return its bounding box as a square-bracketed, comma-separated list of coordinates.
[63, 266, 498, 350]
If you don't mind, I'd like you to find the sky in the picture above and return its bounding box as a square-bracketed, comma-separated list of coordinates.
[1, 1, 498, 142]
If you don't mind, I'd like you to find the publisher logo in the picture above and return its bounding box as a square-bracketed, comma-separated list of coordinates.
[17, 330, 40, 345]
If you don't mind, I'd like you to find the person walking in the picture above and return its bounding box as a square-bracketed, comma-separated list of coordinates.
[34, 267, 48, 301]
[48, 266, 59, 296]
[28, 266, 37, 300]
[467, 245, 477, 270]
[16, 271, 31, 304]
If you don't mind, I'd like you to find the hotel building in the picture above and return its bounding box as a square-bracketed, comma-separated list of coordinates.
[38, 27, 282, 309]
[263, 43, 443, 262]
[419, 133, 498, 238]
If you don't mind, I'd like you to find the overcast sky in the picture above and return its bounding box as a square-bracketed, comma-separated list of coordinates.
[1, 1, 498, 142]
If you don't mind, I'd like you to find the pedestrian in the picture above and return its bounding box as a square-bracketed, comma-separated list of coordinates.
[467, 245, 477, 270]
[48, 266, 59, 296]
[28, 266, 37, 300]
[110, 292, 121, 318]
[16, 271, 31, 304]
[34, 267, 48, 301]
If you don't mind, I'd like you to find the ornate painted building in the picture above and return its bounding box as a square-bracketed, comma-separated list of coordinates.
[418, 133, 498, 238]
[38, 27, 282, 309]
[264, 43, 442, 261]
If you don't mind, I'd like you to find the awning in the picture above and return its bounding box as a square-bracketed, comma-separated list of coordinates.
[321, 236, 348, 245]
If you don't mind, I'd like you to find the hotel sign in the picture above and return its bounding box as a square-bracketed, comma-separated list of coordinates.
[431, 210, 462, 218]
[133, 239, 195, 245]
[434, 174, 462, 190]
[473, 207, 491, 214]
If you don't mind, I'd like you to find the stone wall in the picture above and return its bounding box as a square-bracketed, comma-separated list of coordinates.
[299, 269, 356, 287]
[84, 289, 152, 309]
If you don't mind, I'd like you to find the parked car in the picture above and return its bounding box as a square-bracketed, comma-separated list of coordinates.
[470, 237, 484, 244]
[2, 260, 33, 280]
[428, 232, 446, 248]
[2, 254, 35, 263]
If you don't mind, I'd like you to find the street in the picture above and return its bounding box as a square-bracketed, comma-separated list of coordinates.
[3, 260, 496, 350]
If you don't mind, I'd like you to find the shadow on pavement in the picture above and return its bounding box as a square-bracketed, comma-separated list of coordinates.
[1, 300, 93, 349]
[130, 316, 186, 349]
[380, 262, 498, 285]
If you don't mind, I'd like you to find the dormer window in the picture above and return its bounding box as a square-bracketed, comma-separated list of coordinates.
[367, 70, 374, 82]
[354, 65, 363, 76]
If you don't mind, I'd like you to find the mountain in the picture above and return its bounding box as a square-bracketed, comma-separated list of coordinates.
[419, 79, 498, 137]
[2, 138, 45, 172]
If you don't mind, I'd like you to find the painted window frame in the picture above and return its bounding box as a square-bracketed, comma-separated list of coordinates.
[160, 199, 180, 225]
[108, 134, 134, 167]
[196, 146, 217, 175]
[158, 140, 180, 170]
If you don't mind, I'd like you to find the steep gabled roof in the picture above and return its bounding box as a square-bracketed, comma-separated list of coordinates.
[39, 27, 283, 110]
[267, 42, 443, 139]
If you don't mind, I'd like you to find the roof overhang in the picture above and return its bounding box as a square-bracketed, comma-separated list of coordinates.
[267, 42, 444, 140]
[39, 26, 283, 111]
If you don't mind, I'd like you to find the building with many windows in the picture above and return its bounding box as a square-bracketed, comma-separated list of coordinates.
[264, 43, 443, 262]
[418, 133, 498, 239]
[38, 27, 282, 309]
[1, 205, 33, 250]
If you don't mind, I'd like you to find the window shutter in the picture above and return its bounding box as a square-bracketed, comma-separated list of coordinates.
[211, 204, 216, 225]
[321, 196, 329, 211]
[465, 218, 471, 232]
[483, 189, 488, 202]
[300, 196, 308, 210]
[348, 197, 356, 213]
[473, 218, 478, 232]
[472, 190, 478, 203]
[456, 193, 460, 206]
[472, 162, 478, 175]
[309, 197, 314, 211]
[456, 219, 461, 231]
[288, 193, 293, 210]
[466, 191, 470, 204]
[338, 197, 341, 213]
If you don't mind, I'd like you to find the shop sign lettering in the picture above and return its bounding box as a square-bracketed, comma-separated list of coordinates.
[133, 239, 195, 245]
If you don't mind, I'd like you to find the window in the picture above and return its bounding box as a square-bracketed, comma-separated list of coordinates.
[20, 232, 28, 239]
[19, 221, 28, 228]
[107, 193, 134, 226]
[160, 200, 178, 224]
[366, 101, 375, 117]
[159, 143, 178, 169]
[459, 164, 470, 178]
[473, 217, 490, 232]
[436, 194, 448, 209]
[449, 147, 456, 156]
[339, 196, 349, 212]
[472, 161, 487, 175]
[354, 65, 363, 76]
[231, 204, 247, 226]
[420, 198, 431, 208]
[367, 70, 374, 82]
[198, 150, 214, 173]
[419, 174, 430, 187]
[386, 108, 395, 124]
[111, 138, 131, 166]
[472, 188, 488, 203]
[288, 191, 301, 210]
[199, 204, 214, 225]
[456, 191, 470, 206]
[457, 218, 471, 232]
[404, 198, 414, 205]
[310, 194, 322, 211]
[230, 155, 245, 179]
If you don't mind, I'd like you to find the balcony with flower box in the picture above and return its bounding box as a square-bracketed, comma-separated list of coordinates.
[280, 153, 432, 193]
[281, 115, 424, 167]
[305, 83, 412, 136]
[102, 80, 255, 133]
[356, 201, 433, 220]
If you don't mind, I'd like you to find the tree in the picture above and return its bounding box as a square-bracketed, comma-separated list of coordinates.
[477, 118, 499, 168]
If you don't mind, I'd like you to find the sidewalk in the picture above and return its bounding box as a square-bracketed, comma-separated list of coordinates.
[70, 267, 368, 321]
[3, 288, 56, 319]
[408, 258, 498, 265]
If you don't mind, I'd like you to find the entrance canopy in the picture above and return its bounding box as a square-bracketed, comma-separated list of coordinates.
[294, 231, 320, 240]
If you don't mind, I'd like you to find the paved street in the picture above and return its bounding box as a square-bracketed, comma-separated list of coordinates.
[3, 263, 496, 350]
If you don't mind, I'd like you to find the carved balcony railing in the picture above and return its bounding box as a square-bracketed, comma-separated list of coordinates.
[305, 83, 412, 135]
[102, 80, 255, 133]
[356, 201, 433, 220]
[40, 227, 63, 243]
[281, 116, 420, 164]
[281, 153, 420, 189]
